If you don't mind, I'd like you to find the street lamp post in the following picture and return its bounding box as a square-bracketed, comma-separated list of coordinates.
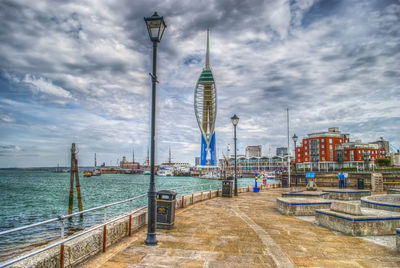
[231, 114, 239, 196]
[292, 134, 298, 187]
[144, 12, 166, 246]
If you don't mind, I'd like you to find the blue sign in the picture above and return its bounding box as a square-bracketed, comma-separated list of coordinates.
[306, 172, 315, 178]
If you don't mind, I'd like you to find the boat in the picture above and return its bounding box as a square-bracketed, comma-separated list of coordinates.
[143, 169, 150, 175]
[92, 169, 101, 176]
[200, 171, 220, 180]
[83, 171, 92, 177]
[157, 168, 174, 176]
[261, 172, 275, 180]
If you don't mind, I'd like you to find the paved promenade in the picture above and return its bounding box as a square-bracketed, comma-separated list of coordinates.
[81, 188, 400, 267]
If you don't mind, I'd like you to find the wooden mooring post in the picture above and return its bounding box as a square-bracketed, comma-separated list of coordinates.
[68, 143, 83, 215]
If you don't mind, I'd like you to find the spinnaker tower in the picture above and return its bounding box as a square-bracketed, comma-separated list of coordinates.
[194, 29, 217, 166]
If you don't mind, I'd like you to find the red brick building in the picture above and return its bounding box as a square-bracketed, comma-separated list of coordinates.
[295, 127, 386, 171]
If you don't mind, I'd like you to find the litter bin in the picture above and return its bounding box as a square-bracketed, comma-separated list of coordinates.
[281, 175, 289, 188]
[222, 180, 233, 197]
[156, 190, 177, 229]
[357, 178, 365, 189]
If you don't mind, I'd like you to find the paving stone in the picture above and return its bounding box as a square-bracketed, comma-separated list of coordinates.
[80, 188, 400, 268]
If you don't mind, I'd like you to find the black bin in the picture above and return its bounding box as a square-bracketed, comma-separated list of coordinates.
[357, 178, 365, 189]
[156, 190, 177, 229]
[281, 175, 289, 188]
[222, 180, 233, 197]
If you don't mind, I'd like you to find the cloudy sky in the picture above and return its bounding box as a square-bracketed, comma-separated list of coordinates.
[0, 0, 399, 168]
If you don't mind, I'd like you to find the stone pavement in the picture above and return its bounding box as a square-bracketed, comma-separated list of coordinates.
[80, 188, 400, 267]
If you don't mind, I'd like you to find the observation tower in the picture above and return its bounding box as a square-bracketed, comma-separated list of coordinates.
[194, 29, 217, 166]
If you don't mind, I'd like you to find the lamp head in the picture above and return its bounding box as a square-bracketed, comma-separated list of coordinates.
[292, 133, 298, 143]
[231, 114, 239, 126]
[144, 12, 167, 42]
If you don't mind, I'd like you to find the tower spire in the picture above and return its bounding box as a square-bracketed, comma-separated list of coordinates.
[205, 28, 210, 69]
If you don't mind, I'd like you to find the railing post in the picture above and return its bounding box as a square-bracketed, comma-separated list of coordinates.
[129, 200, 133, 236]
[103, 207, 107, 252]
[60, 217, 65, 268]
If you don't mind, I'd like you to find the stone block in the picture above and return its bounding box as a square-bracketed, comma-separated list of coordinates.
[371, 173, 384, 192]
[397, 228, 400, 251]
[276, 197, 331, 216]
[316, 208, 400, 236]
[330, 201, 362, 216]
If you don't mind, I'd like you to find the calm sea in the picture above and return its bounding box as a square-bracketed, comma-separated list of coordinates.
[0, 170, 277, 261]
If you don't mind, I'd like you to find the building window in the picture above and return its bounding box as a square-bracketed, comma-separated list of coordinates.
[329, 139, 332, 143]
[297, 148, 300, 152]
[329, 145, 333, 150]
[321, 145, 325, 148]
[358, 150, 361, 153]
[339, 139, 342, 142]
[305, 158, 308, 161]
[298, 153, 300, 157]
[305, 146, 307, 150]
[321, 139, 324, 142]
[322, 151, 325, 154]
[305, 140, 307, 144]
[372, 157, 375, 160]
[322, 157, 325, 161]
[305, 152, 308, 155]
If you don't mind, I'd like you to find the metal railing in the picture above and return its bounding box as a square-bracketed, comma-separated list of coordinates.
[0, 182, 221, 268]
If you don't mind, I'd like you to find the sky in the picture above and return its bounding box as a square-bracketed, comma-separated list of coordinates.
[0, 0, 399, 168]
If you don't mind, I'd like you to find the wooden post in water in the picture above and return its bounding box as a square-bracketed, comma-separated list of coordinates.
[68, 143, 83, 215]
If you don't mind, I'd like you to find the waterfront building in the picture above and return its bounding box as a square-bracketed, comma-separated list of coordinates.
[245, 145, 262, 158]
[219, 155, 293, 176]
[194, 157, 201, 166]
[194, 29, 217, 166]
[295, 127, 386, 171]
[276, 147, 288, 157]
[120, 156, 140, 169]
[369, 137, 390, 157]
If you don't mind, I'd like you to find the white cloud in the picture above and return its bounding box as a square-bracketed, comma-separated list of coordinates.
[23, 75, 72, 99]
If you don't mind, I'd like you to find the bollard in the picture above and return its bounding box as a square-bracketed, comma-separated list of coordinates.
[129, 215, 132, 236]
[60, 217, 65, 268]
[182, 196, 185, 208]
[192, 193, 194, 204]
[103, 225, 107, 252]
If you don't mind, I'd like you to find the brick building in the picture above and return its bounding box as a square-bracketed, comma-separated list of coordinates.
[295, 127, 387, 171]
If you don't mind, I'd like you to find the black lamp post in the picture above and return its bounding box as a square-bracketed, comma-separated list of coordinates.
[231, 114, 239, 196]
[144, 12, 166, 246]
[292, 133, 298, 187]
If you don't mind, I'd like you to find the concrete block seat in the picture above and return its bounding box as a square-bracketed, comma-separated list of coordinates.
[281, 191, 329, 199]
[361, 194, 400, 212]
[322, 189, 371, 200]
[388, 189, 400, 195]
[276, 197, 331, 216]
[397, 228, 400, 251]
[316, 201, 400, 236]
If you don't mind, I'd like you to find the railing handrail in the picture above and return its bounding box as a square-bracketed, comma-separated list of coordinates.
[0, 179, 275, 268]
[0, 181, 223, 267]
[0, 182, 219, 238]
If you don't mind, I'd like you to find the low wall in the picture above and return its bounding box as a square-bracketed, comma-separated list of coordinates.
[285, 172, 400, 189]
[397, 229, 400, 251]
[276, 197, 331, 216]
[361, 194, 400, 212]
[12, 183, 281, 267]
[322, 189, 371, 200]
[316, 209, 400, 236]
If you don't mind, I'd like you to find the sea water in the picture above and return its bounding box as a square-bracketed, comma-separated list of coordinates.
[0, 170, 278, 260]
